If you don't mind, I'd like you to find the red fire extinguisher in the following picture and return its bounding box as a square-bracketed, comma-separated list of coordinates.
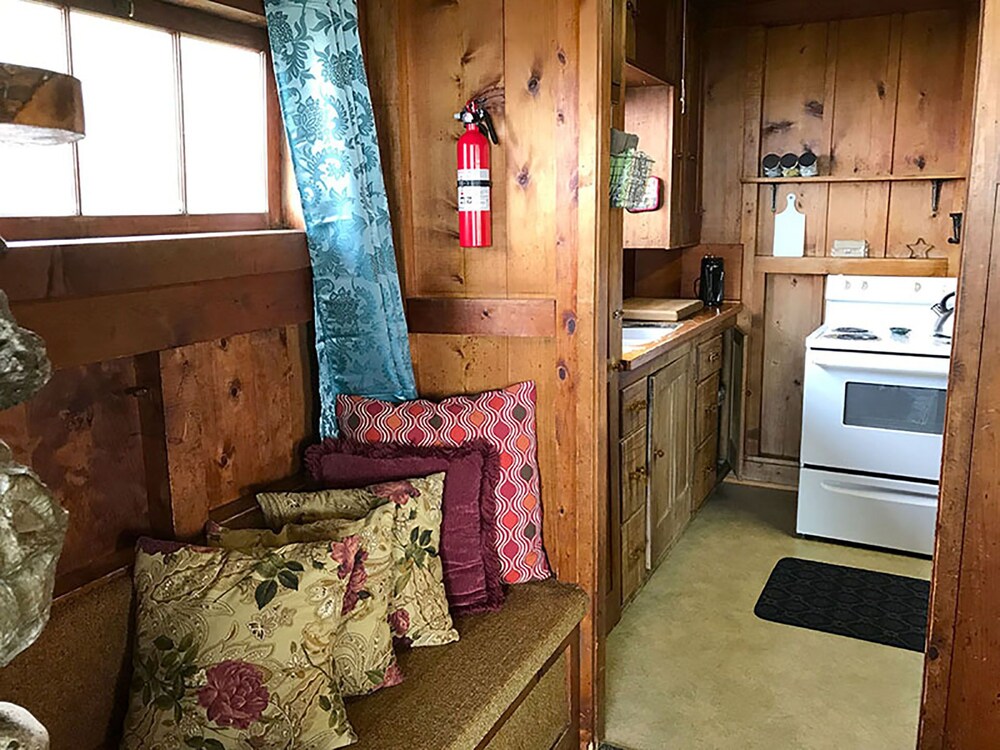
[455, 98, 498, 248]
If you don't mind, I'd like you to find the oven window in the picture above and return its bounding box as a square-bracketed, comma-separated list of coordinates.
[843, 382, 946, 435]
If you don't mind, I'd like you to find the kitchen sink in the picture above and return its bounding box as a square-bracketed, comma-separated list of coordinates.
[622, 322, 682, 352]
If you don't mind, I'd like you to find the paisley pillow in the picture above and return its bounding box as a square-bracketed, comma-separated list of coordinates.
[255, 473, 458, 647]
[207, 502, 402, 698]
[121, 538, 356, 750]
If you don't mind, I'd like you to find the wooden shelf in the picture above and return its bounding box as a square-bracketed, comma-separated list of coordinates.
[742, 174, 966, 184]
[754, 256, 950, 276]
[624, 61, 670, 88]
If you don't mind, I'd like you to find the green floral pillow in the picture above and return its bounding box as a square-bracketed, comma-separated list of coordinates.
[254, 473, 458, 648]
[208, 503, 402, 698]
[121, 538, 356, 750]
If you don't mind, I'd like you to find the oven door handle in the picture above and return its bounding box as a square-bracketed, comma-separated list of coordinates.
[810, 350, 951, 377]
[820, 478, 939, 507]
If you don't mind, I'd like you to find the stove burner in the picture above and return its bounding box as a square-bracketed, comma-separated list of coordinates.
[826, 332, 880, 340]
[824, 326, 880, 341]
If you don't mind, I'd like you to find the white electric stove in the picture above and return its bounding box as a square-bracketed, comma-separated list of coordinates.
[797, 275, 958, 556]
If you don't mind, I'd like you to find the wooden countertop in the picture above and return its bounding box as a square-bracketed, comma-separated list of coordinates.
[620, 302, 742, 371]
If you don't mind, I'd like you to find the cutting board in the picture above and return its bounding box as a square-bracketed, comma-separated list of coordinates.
[773, 193, 805, 257]
[623, 297, 704, 321]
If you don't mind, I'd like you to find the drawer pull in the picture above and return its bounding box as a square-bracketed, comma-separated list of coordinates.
[704, 404, 718, 414]
[653, 448, 665, 459]
[627, 399, 648, 413]
[708, 351, 721, 363]
[629, 466, 648, 482]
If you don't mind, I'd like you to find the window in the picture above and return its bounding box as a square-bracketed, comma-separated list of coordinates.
[0, 0, 273, 235]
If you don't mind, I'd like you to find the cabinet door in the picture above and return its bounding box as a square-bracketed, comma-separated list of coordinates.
[649, 353, 694, 564]
[621, 428, 648, 521]
[621, 505, 647, 604]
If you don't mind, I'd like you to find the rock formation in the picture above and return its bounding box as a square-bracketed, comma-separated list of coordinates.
[0, 289, 51, 411]
[0, 440, 67, 668]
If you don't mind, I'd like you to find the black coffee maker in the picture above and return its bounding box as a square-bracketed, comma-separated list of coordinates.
[696, 256, 725, 308]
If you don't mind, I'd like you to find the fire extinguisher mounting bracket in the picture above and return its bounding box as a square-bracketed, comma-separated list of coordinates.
[455, 99, 499, 145]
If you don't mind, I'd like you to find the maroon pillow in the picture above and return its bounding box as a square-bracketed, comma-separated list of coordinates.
[304, 438, 505, 614]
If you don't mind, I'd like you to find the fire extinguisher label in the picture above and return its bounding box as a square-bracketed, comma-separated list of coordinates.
[458, 168, 491, 212]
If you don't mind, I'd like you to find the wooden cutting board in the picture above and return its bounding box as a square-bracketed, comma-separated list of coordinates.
[623, 297, 704, 321]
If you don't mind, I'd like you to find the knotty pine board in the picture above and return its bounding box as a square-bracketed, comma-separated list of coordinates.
[160, 326, 315, 537]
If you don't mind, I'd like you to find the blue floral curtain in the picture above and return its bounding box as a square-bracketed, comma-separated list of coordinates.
[265, 0, 417, 436]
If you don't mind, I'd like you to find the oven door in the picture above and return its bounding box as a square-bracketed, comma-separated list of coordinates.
[800, 348, 949, 481]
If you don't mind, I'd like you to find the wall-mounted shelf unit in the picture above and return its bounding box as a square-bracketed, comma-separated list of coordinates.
[742, 174, 966, 184]
[754, 256, 950, 276]
[625, 61, 669, 88]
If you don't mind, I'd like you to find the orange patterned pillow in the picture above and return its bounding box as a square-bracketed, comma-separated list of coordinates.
[336, 381, 551, 584]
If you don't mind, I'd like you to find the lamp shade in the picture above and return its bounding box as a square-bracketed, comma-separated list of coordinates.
[0, 63, 84, 145]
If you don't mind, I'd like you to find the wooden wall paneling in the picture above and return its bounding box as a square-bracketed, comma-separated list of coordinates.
[760, 23, 832, 165]
[11, 270, 313, 370]
[886, 179, 965, 270]
[707, 0, 973, 29]
[679, 243, 744, 300]
[740, 27, 766, 459]
[701, 27, 748, 244]
[159, 326, 314, 538]
[627, 249, 683, 298]
[2, 231, 308, 304]
[756, 183, 831, 256]
[361, 0, 415, 295]
[826, 183, 891, 255]
[571, 0, 606, 740]
[504, 0, 559, 296]
[759, 274, 825, 459]
[403, 0, 507, 297]
[828, 15, 901, 176]
[920, 0, 998, 743]
[892, 9, 968, 176]
[405, 298, 557, 337]
[0, 359, 162, 593]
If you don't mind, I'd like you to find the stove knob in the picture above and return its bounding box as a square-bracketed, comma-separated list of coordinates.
[862, 281, 869, 290]
[844, 280, 851, 289]
[915, 282, 922, 292]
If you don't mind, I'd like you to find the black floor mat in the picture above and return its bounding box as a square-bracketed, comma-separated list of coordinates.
[754, 557, 929, 652]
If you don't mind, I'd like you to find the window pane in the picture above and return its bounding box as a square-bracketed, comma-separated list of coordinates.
[71, 10, 182, 215]
[181, 36, 267, 214]
[843, 382, 947, 435]
[0, 0, 76, 217]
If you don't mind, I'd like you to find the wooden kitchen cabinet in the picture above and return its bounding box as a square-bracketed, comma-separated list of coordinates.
[695, 370, 720, 446]
[621, 502, 647, 604]
[649, 352, 694, 565]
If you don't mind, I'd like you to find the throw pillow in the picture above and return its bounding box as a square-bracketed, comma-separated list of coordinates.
[205, 503, 402, 698]
[335, 381, 551, 584]
[255, 473, 459, 647]
[121, 538, 356, 750]
[303, 438, 505, 614]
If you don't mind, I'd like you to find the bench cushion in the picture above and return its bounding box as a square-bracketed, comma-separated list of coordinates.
[0, 572, 586, 750]
[348, 579, 587, 749]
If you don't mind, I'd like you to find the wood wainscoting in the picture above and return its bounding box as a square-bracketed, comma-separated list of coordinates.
[0, 231, 317, 596]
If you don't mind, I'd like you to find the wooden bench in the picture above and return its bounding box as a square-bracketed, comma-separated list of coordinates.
[0, 570, 587, 750]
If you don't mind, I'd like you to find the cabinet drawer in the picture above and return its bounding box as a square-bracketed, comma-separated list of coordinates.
[621, 379, 649, 437]
[697, 334, 723, 380]
[695, 371, 721, 446]
[694, 433, 718, 512]
[621, 508, 646, 604]
[620, 429, 648, 521]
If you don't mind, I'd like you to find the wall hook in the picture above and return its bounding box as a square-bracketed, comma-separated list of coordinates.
[930, 179, 943, 216]
[770, 183, 778, 213]
[948, 212, 963, 245]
